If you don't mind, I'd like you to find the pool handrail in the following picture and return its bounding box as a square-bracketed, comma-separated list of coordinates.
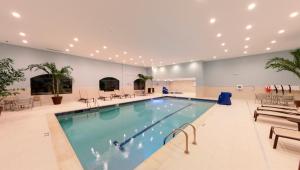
[163, 128, 189, 154]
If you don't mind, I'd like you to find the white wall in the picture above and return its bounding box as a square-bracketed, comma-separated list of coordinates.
[0, 43, 147, 103]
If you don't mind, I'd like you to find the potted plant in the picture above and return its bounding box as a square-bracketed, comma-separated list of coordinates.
[138, 74, 153, 93]
[265, 49, 300, 106]
[0, 58, 25, 114]
[27, 62, 73, 105]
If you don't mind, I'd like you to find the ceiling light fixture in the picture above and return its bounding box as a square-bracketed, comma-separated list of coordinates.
[22, 40, 28, 44]
[65, 49, 70, 52]
[69, 44, 74, 47]
[246, 25, 253, 30]
[11, 12, 21, 18]
[271, 40, 277, 44]
[248, 3, 256, 11]
[224, 49, 228, 53]
[103, 46, 107, 49]
[108, 57, 112, 60]
[95, 50, 100, 53]
[73, 37, 79, 42]
[212, 56, 217, 59]
[19, 32, 26, 37]
[289, 12, 299, 18]
[90, 53, 94, 57]
[130, 58, 133, 61]
[266, 47, 271, 51]
[245, 37, 251, 41]
[216, 33, 222, 37]
[243, 51, 248, 54]
[138, 56, 142, 59]
[123, 51, 128, 55]
[221, 43, 226, 46]
[115, 54, 119, 58]
[244, 45, 249, 49]
[210, 18, 216, 24]
[278, 29, 285, 34]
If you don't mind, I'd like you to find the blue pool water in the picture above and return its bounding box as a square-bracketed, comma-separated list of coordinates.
[57, 97, 215, 170]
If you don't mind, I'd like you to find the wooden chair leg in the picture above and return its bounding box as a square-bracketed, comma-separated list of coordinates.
[273, 135, 279, 149]
[269, 127, 274, 139]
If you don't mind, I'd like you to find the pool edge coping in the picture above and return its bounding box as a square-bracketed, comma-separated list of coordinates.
[48, 95, 217, 170]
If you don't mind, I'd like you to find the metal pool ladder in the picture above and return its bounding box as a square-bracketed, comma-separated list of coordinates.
[163, 123, 197, 154]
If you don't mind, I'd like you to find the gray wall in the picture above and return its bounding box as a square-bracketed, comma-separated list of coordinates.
[150, 50, 300, 87]
[0, 43, 147, 89]
[204, 51, 300, 86]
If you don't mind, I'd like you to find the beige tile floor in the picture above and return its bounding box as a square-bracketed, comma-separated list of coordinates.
[0, 95, 299, 170]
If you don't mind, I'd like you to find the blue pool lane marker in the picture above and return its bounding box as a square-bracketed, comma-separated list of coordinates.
[113, 103, 193, 151]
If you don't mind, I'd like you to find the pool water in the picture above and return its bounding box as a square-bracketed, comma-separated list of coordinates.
[57, 97, 215, 170]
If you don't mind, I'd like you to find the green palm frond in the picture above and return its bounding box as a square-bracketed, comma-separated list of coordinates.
[265, 49, 300, 79]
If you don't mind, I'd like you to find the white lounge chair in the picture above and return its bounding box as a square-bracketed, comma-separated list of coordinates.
[269, 126, 300, 149]
[257, 107, 299, 115]
[254, 110, 300, 121]
[261, 104, 297, 111]
[98, 90, 112, 100]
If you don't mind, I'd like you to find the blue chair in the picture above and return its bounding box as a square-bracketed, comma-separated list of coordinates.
[217, 92, 232, 105]
[162, 87, 169, 94]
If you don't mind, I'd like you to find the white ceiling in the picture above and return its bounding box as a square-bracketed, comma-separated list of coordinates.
[0, 0, 300, 67]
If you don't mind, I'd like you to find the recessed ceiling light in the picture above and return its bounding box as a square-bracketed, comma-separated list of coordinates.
[95, 50, 100, 53]
[11, 12, 21, 18]
[248, 3, 256, 11]
[69, 44, 74, 47]
[150, 58, 153, 62]
[130, 58, 133, 61]
[134, 62, 138, 65]
[245, 37, 251, 41]
[266, 47, 271, 51]
[271, 40, 277, 44]
[289, 12, 299, 18]
[244, 45, 249, 49]
[246, 25, 253, 30]
[103, 46, 107, 49]
[19, 32, 26, 37]
[210, 18, 216, 24]
[22, 40, 28, 44]
[123, 60, 126, 63]
[65, 49, 70, 52]
[243, 51, 248, 54]
[221, 43, 226, 46]
[123, 51, 128, 55]
[216, 33, 222, 37]
[212, 56, 217, 59]
[115, 54, 119, 58]
[73, 37, 79, 42]
[138, 56, 142, 59]
[90, 53, 94, 57]
[172, 62, 176, 64]
[108, 57, 112, 60]
[224, 49, 228, 53]
[278, 29, 285, 34]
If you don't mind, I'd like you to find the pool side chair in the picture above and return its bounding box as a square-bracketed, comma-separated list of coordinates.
[98, 90, 112, 101]
[269, 126, 300, 149]
[261, 104, 298, 111]
[254, 110, 300, 121]
[114, 90, 125, 99]
[79, 89, 94, 103]
[124, 90, 135, 98]
[257, 107, 299, 115]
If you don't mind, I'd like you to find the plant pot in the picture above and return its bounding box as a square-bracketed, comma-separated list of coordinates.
[52, 96, 63, 105]
[0, 106, 3, 115]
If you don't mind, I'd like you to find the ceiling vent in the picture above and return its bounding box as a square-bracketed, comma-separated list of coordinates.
[45, 48, 63, 53]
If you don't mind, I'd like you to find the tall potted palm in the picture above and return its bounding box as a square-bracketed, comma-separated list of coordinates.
[265, 49, 300, 78]
[0, 58, 25, 114]
[138, 74, 153, 93]
[27, 62, 73, 105]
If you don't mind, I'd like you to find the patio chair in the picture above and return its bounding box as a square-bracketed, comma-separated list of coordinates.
[113, 90, 125, 99]
[269, 126, 300, 149]
[254, 110, 300, 121]
[257, 107, 299, 115]
[98, 90, 112, 100]
[261, 104, 297, 111]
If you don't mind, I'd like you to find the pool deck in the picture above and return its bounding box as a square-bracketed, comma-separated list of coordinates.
[0, 95, 299, 170]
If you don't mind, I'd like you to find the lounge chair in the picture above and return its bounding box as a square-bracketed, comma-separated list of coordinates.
[269, 126, 300, 149]
[257, 107, 299, 115]
[123, 90, 135, 98]
[113, 90, 125, 99]
[254, 110, 300, 121]
[98, 90, 112, 100]
[261, 104, 297, 111]
[78, 89, 94, 104]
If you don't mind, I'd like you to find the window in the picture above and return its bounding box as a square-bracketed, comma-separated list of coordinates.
[134, 79, 145, 90]
[99, 77, 119, 91]
[30, 74, 72, 95]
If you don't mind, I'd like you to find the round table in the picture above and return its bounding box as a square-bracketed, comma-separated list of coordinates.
[287, 117, 300, 131]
